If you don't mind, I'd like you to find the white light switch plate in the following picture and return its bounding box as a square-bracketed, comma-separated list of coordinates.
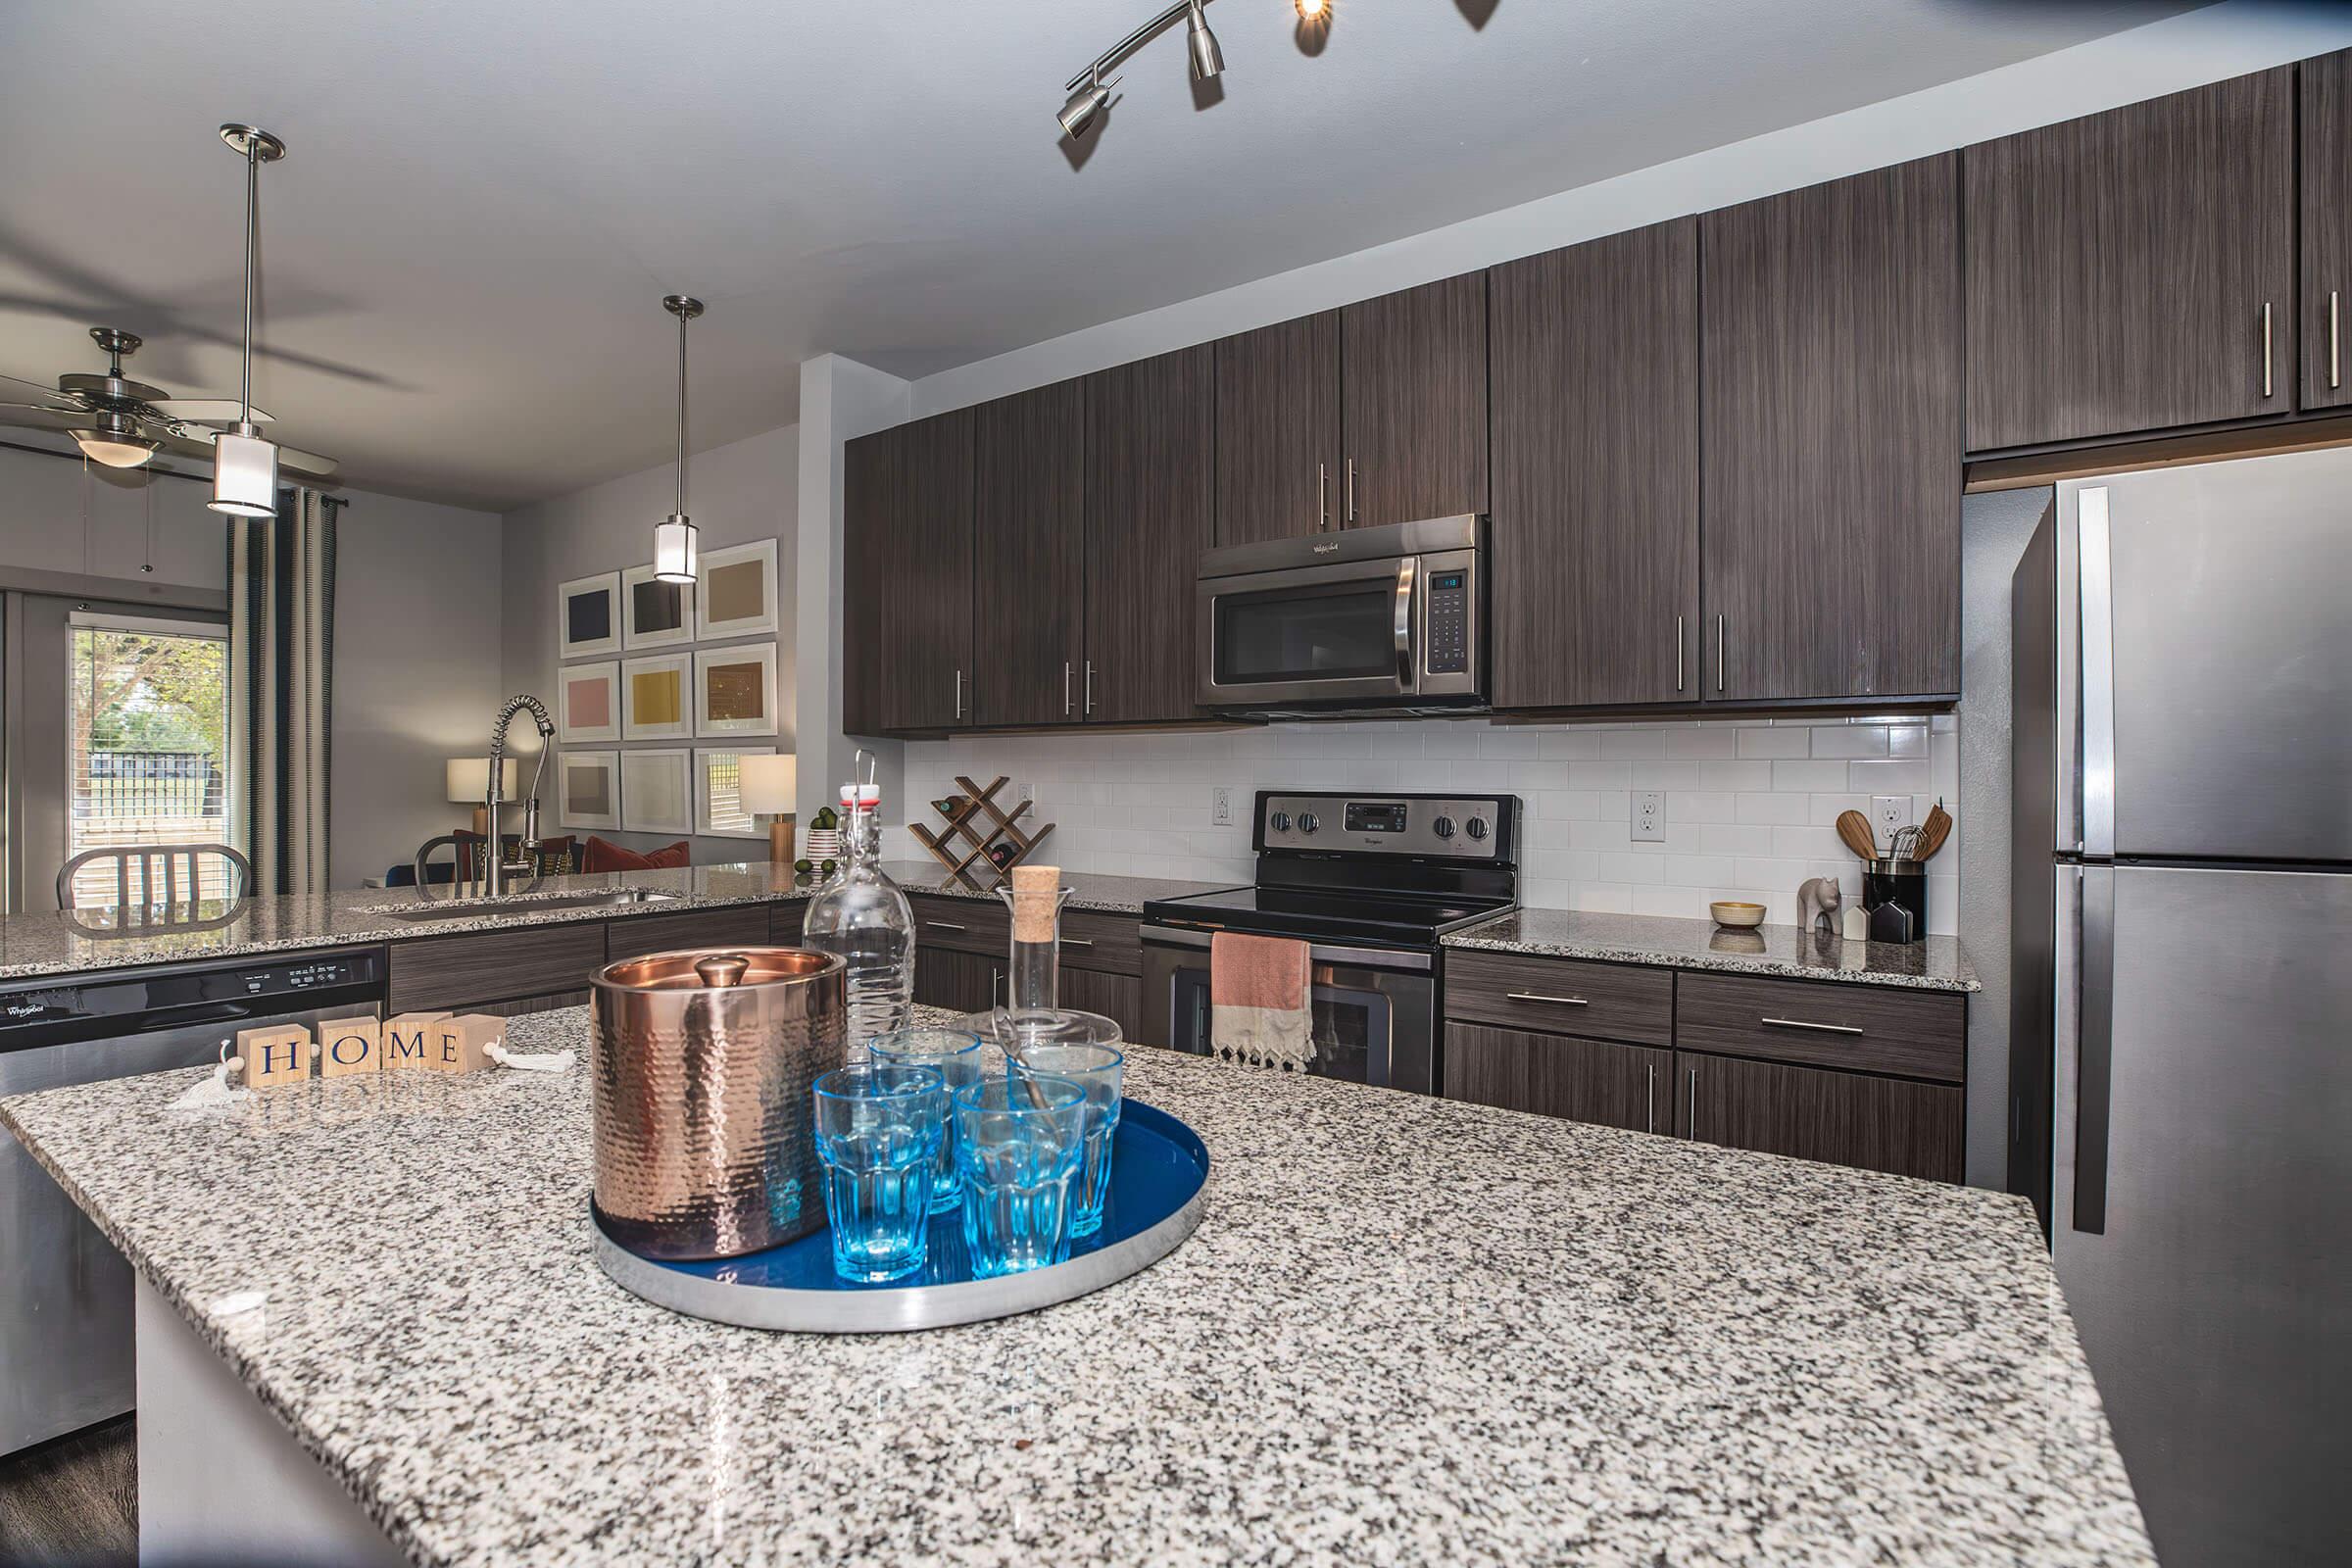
[1872, 795, 1910, 842]
[1632, 790, 1666, 843]
[1210, 787, 1233, 826]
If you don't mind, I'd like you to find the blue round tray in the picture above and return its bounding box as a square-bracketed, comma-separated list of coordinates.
[591, 1101, 1209, 1333]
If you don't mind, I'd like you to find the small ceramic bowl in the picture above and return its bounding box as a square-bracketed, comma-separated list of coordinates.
[1710, 901, 1767, 929]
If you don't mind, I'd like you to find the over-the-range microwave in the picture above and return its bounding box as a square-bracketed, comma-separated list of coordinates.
[1195, 514, 1487, 716]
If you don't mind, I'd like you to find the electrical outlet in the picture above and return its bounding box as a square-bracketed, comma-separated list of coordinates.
[1210, 787, 1233, 826]
[1872, 795, 1911, 843]
[1631, 790, 1666, 843]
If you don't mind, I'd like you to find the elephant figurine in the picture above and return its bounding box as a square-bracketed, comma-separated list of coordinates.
[1796, 876, 1843, 939]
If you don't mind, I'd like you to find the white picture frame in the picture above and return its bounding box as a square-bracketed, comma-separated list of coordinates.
[695, 746, 773, 839]
[557, 751, 619, 832]
[620, 748, 692, 835]
[557, 661, 618, 744]
[621, 563, 695, 650]
[695, 538, 779, 641]
[694, 642, 779, 738]
[557, 571, 620, 660]
[621, 652, 693, 741]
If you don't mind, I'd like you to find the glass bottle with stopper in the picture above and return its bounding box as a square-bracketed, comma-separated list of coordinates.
[801, 750, 914, 1049]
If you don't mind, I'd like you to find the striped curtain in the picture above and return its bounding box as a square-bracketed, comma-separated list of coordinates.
[226, 488, 339, 894]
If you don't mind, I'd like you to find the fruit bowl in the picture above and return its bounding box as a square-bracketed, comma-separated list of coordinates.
[1709, 901, 1767, 929]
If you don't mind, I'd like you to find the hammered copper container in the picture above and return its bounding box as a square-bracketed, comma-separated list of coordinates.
[590, 947, 847, 1260]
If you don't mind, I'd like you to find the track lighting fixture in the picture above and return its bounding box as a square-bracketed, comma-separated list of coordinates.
[1059, 0, 1229, 139]
[1296, 0, 1328, 20]
[1058, 70, 1117, 140]
[1186, 1, 1225, 80]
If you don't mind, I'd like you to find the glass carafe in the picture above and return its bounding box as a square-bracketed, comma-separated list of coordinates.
[802, 778, 913, 1049]
[987, 865, 1121, 1050]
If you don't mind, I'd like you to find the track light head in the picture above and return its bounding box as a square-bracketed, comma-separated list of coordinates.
[1058, 74, 1114, 138]
[1186, 1, 1224, 80]
[1296, 0, 1328, 19]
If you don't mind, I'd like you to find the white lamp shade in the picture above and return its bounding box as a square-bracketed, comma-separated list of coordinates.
[447, 757, 519, 804]
[208, 428, 279, 517]
[653, 514, 698, 583]
[736, 753, 797, 815]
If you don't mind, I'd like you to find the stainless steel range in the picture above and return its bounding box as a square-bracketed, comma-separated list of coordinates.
[1141, 790, 1519, 1094]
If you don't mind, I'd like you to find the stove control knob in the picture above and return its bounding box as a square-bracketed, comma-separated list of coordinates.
[1268, 811, 1292, 834]
[1296, 811, 1320, 835]
[1431, 815, 1456, 840]
[1464, 816, 1490, 842]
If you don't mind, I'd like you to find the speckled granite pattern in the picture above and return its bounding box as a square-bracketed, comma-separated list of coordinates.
[1447, 907, 1981, 993]
[4, 1006, 2141, 1567]
[0, 864, 1226, 982]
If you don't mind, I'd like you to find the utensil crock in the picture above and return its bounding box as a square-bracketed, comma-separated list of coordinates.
[591, 946, 847, 1260]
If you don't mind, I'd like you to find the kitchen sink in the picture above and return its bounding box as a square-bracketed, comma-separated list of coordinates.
[363, 889, 685, 923]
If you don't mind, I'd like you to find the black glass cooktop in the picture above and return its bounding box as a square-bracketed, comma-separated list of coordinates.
[1141, 886, 1513, 947]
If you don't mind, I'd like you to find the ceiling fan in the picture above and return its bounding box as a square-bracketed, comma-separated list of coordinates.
[0, 324, 337, 479]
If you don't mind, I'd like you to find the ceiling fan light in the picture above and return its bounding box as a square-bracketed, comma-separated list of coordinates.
[654, 514, 699, 583]
[209, 427, 279, 517]
[70, 429, 157, 468]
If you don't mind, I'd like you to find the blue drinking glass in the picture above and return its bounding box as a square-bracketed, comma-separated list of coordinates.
[954, 1075, 1089, 1278]
[868, 1027, 984, 1213]
[812, 1062, 946, 1284]
[1007, 1042, 1124, 1238]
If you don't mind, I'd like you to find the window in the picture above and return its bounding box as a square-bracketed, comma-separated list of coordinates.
[68, 613, 230, 906]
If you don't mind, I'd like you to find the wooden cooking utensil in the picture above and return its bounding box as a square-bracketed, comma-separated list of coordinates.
[1915, 802, 1953, 861]
[1836, 809, 1879, 861]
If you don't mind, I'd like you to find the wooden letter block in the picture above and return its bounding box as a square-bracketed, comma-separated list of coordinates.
[236, 1024, 313, 1090]
[382, 1012, 450, 1072]
[317, 1016, 383, 1078]
[431, 1014, 505, 1074]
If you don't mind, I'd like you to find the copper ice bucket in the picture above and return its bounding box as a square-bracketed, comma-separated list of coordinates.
[590, 947, 847, 1260]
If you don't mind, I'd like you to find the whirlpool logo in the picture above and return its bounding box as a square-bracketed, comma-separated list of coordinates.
[1312, 541, 1340, 554]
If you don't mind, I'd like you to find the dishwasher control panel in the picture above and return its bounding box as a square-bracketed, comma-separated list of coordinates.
[0, 947, 388, 1052]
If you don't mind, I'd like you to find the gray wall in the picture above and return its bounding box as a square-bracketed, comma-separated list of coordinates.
[499, 422, 797, 858]
[0, 444, 504, 892]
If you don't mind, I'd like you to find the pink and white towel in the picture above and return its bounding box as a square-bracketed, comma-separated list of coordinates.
[1209, 931, 1314, 1070]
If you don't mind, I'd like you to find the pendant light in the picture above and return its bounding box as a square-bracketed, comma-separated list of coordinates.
[653, 295, 705, 584]
[209, 123, 284, 518]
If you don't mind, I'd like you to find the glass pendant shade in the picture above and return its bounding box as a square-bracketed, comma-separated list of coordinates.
[208, 428, 279, 517]
[71, 430, 158, 468]
[653, 514, 699, 582]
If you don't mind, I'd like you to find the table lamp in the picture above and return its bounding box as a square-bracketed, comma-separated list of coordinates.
[447, 758, 520, 839]
[737, 754, 798, 868]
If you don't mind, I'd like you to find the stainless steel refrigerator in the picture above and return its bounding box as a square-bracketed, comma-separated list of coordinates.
[2010, 447, 2351, 1568]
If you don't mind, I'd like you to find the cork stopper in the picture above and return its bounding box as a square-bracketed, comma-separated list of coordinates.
[1010, 863, 1060, 944]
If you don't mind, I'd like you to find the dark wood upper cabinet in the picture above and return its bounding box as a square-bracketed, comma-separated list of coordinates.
[1491, 220, 1698, 710]
[1214, 313, 1341, 546]
[1340, 274, 1490, 529]
[1677, 1051, 1963, 1184]
[843, 410, 974, 734]
[972, 381, 1086, 726]
[1446, 1022, 1675, 1137]
[1699, 155, 1962, 705]
[1083, 345, 1213, 725]
[1964, 69, 2294, 450]
[2303, 52, 2352, 413]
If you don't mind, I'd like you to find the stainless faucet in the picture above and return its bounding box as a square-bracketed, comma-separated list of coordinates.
[484, 694, 556, 899]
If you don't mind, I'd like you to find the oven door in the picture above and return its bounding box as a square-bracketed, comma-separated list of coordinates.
[1197, 555, 1418, 710]
[1141, 926, 1437, 1095]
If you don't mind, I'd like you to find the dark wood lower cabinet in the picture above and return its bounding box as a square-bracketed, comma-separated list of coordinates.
[1676, 1051, 1963, 1183]
[1445, 1022, 1675, 1135]
[1060, 966, 1143, 1045]
[388, 923, 607, 1014]
[606, 905, 771, 963]
[913, 945, 999, 1016]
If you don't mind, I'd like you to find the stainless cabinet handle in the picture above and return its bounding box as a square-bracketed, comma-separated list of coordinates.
[1062, 937, 1095, 948]
[1064, 661, 1074, 716]
[992, 967, 1004, 1005]
[954, 667, 965, 720]
[1676, 614, 1686, 693]
[2332, 291, 2341, 391]
[2262, 301, 2274, 398]
[1761, 1015, 1864, 1035]
[1316, 462, 1328, 531]
[1716, 613, 1726, 694]
[1084, 661, 1096, 715]
[1645, 1063, 1656, 1134]
[1506, 991, 1589, 1006]
[1345, 456, 1357, 523]
[925, 920, 968, 932]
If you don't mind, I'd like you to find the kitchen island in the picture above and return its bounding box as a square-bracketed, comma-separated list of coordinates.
[2, 1006, 2150, 1566]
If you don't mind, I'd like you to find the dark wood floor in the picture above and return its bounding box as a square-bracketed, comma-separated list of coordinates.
[0, 1417, 134, 1566]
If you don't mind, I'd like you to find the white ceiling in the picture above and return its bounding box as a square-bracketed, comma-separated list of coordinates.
[0, 0, 2195, 511]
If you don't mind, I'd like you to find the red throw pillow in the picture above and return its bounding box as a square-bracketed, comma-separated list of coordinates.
[582, 836, 691, 873]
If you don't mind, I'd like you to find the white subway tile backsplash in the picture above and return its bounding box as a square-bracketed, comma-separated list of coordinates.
[897, 715, 1960, 933]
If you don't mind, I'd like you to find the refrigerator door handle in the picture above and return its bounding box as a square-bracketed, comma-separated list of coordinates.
[2072, 865, 2116, 1235]
[2077, 486, 2118, 858]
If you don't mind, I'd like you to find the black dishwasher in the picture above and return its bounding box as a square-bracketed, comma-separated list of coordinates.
[0, 946, 386, 1456]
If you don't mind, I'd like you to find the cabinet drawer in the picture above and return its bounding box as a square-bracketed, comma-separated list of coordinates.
[1444, 949, 1673, 1046]
[606, 905, 772, 963]
[907, 894, 1008, 956]
[1058, 908, 1141, 975]
[1674, 972, 1964, 1083]
[388, 921, 608, 1013]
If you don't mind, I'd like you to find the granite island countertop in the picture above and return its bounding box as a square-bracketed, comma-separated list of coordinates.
[1446, 907, 1981, 993]
[3, 1007, 2143, 1567]
[0, 861, 1235, 984]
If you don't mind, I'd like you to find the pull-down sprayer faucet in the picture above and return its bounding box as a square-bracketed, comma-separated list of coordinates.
[484, 694, 556, 898]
